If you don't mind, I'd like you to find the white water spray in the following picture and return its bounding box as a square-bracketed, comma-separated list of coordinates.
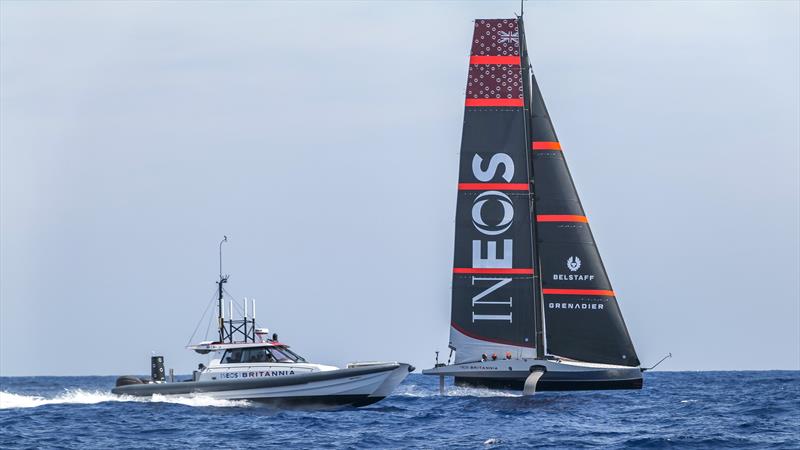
[0, 390, 250, 410]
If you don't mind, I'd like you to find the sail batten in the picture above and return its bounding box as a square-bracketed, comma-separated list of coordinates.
[469, 55, 521, 65]
[453, 268, 535, 275]
[537, 214, 588, 223]
[458, 182, 529, 191]
[532, 141, 562, 150]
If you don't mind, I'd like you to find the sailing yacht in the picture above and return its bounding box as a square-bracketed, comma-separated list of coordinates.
[422, 16, 643, 393]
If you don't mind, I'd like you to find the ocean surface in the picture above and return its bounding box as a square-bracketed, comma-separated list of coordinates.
[1, 371, 798, 449]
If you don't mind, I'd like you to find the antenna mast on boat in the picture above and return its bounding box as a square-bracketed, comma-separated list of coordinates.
[217, 235, 229, 342]
[214, 236, 257, 343]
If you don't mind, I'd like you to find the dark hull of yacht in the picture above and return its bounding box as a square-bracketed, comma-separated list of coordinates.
[454, 367, 643, 391]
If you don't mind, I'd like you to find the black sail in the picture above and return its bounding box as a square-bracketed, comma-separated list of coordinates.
[528, 70, 640, 367]
[449, 19, 538, 363]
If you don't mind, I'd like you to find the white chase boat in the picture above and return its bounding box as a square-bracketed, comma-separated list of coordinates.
[113, 238, 413, 407]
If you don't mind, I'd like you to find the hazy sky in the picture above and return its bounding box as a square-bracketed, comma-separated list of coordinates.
[1, 1, 798, 376]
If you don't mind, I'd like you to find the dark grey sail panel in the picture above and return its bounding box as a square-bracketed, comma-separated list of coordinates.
[531, 154, 585, 215]
[449, 19, 537, 361]
[528, 73, 640, 367]
[457, 112, 528, 183]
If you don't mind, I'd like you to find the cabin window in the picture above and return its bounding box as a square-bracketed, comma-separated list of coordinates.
[268, 347, 300, 363]
[221, 346, 304, 364]
[282, 347, 306, 363]
[221, 348, 277, 364]
[241, 348, 273, 363]
[222, 349, 243, 364]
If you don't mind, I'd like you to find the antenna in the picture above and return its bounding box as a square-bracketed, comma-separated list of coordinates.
[217, 236, 229, 342]
[521, 0, 524, 17]
[219, 235, 228, 279]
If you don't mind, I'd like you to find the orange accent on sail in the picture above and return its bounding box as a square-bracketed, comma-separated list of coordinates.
[458, 183, 528, 191]
[536, 215, 588, 222]
[531, 141, 562, 150]
[453, 268, 534, 275]
[469, 55, 521, 65]
[465, 98, 524, 107]
[543, 289, 616, 296]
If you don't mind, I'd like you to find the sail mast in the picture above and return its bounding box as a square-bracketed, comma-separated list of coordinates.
[517, 15, 546, 360]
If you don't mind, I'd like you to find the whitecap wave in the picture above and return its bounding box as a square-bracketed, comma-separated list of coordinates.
[394, 384, 431, 397]
[0, 390, 249, 410]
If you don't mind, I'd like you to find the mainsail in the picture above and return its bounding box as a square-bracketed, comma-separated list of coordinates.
[449, 16, 639, 368]
[449, 19, 537, 363]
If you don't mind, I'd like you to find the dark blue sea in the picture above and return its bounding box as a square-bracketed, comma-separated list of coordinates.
[1, 371, 798, 449]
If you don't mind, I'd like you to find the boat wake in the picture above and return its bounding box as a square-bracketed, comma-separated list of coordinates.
[445, 385, 521, 398]
[0, 390, 131, 409]
[150, 393, 250, 408]
[0, 390, 250, 410]
[395, 384, 520, 398]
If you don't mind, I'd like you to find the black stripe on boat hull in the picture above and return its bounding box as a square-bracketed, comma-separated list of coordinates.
[455, 370, 643, 391]
[248, 395, 385, 408]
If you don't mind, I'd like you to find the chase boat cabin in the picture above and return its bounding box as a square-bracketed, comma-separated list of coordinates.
[187, 328, 337, 382]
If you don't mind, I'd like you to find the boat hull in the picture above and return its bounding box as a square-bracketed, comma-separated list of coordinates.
[247, 394, 385, 408]
[454, 369, 643, 391]
[112, 363, 411, 407]
[423, 358, 642, 392]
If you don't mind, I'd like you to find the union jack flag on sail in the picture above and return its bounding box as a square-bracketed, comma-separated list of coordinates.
[498, 31, 519, 44]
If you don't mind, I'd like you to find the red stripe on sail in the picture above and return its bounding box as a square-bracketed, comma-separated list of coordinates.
[458, 183, 528, 191]
[536, 214, 588, 223]
[532, 141, 562, 150]
[543, 288, 616, 296]
[465, 98, 524, 107]
[469, 55, 521, 65]
[453, 268, 534, 275]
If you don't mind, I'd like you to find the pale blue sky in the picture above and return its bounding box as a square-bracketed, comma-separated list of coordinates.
[1, 1, 798, 376]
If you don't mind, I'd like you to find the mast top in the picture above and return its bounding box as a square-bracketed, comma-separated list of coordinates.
[219, 235, 228, 281]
